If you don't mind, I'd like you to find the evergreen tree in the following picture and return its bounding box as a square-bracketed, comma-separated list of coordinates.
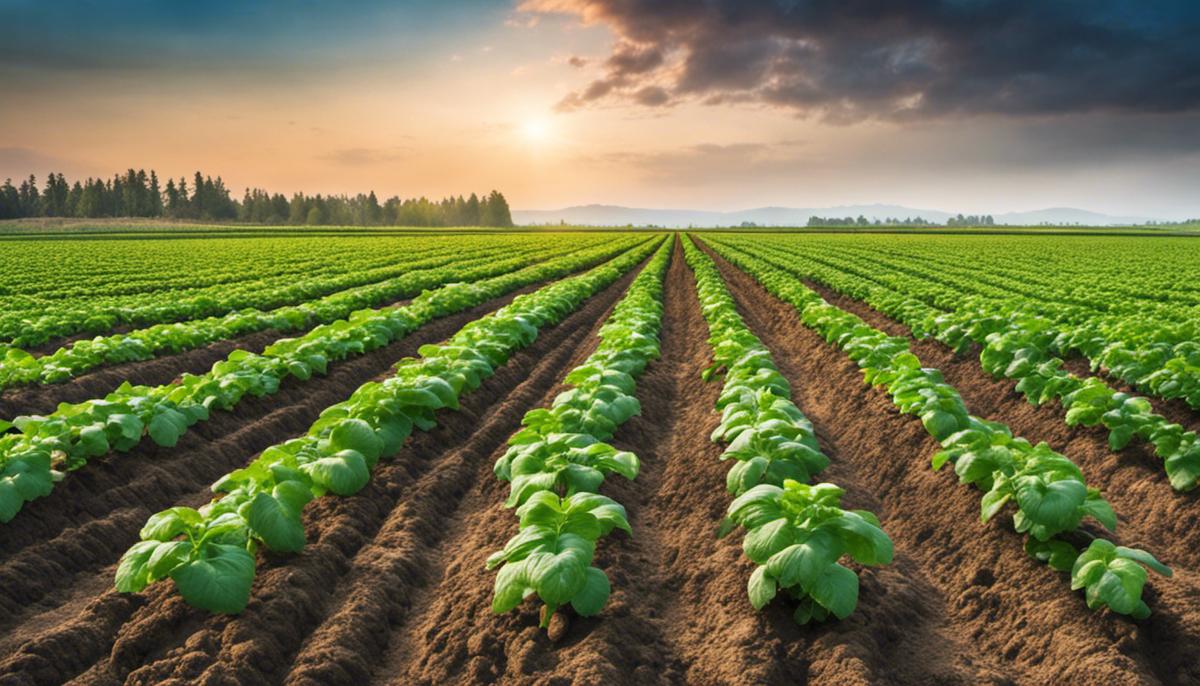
[192, 171, 206, 218]
[149, 170, 163, 216]
[18, 175, 39, 216]
[270, 193, 290, 223]
[365, 191, 382, 225]
[0, 179, 18, 219]
[76, 179, 105, 217]
[480, 190, 513, 227]
[66, 181, 83, 217]
[0, 165, 516, 227]
[465, 192, 481, 225]
[288, 192, 308, 224]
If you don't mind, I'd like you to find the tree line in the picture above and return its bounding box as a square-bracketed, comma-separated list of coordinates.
[806, 215, 938, 227]
[0, 170, 513, 227]
[806, 213, 996, 227]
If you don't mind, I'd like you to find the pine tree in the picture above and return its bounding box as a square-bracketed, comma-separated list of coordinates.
[18, 175, 39, 216]
[149, 170, 163, 216]
[288, 192, 307, 224]
[66, 180, 83, 217]
[0, 179, 18, 219]
[480, 190, 513, 227]
[464, 192, 479, 225]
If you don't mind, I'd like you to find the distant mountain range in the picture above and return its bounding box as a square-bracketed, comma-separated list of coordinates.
[512, 204, 1157, 228]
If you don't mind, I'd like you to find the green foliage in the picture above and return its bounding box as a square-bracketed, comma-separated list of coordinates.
[0, 237, 647, 523]
[706, 235, 1172, 619]
[115, 238, 663, 613]
[490, 239, 670, 628]
[0, 235, 601, 385]
[683, 236, 891, 624]
[713, 232, 1200, 490]
[726, 481, 892, 621]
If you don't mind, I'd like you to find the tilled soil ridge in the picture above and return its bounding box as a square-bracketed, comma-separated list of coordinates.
[797, 276, 1200, 567]
[0, 284, 541, 681]
[0, 328, 287, 418]
[2, 239, 1199, 686]
[0, 254, 649, 686]
[698, 237, 1200, 684]
[379, 239, 1001, 686]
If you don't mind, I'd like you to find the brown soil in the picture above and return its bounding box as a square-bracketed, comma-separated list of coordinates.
[2, 237, 1199, 686]
[696, 240, 1199, 684]
[797, 276, 1200, 569]
[0, 329, 286, 418]
[802, 276, 1200, 435]
[0, 287, 531, 645]
[23, 326, 136, 357]
[1058, 356, 1200, 435]
[0, 297, 415, 418]
[0, 253, 649, 686]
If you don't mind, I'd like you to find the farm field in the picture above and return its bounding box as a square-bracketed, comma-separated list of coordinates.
[1, 229, 1200, 685]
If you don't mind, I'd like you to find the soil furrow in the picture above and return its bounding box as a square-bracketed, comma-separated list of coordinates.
[798, 275, 1200, 436]
[282, 255, 634, 686]
[383, 238, 998, 686]
[0, 284, 540, 642]
[2, 235, 1198, 686]
[1058, 356, 1200, 433]
[362, 242, 687, 686]
[0, 329, 286, 418]
[0, 256, 647, 686]
[698, 237, 1198, 684]
[795, 275, 1200, 571]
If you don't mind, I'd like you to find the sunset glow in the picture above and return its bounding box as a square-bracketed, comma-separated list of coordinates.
[1, 1, 1198, 218]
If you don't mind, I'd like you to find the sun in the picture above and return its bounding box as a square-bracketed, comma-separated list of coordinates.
[521, 118, 551, 143]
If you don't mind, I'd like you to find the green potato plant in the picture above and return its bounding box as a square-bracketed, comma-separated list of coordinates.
[114, 239, 664, 613]
[490, 239, 670, 628]
[706, 236, 1172, 619]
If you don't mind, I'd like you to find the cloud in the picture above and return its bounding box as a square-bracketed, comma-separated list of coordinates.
[633, 86, 671, 107]
[567, 55, 588, 68]
[505, 14, 541, 29]
[556, 42, 666, 110]
[317, 147, 410, 165]
[520, 0, 1200, 122]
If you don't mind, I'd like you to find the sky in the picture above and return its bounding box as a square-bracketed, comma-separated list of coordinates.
[1, 0, 1199, 218]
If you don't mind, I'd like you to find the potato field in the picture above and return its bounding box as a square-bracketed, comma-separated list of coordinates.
[1, 229, 1199, 685]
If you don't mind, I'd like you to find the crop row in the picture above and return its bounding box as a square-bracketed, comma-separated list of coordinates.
[705, 236, 1172, 619]
[682, 236, 894, 623]
[114, 237, 664, 612]
[0, 239, 583, 388]
[488, 239, 671, 628]
[0, 234, 602, 347]
[835, 236, 1200, 314]
[0, 237, 460, 345]
[719, 236, 1200, 491]
[823, 239, 1200, 410]
[743, 235, 1200, 412]
[0, 234, 385, 301]
[0, 237, 652, 523]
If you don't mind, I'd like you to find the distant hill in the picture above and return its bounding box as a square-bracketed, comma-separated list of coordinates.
[513, 203, 1157, 228]
[990, 207, 1154, 226]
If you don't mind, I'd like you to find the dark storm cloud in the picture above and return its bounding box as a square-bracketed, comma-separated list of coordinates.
[524, 0, 1200, 121]
[632, 86, 671, 107]
[557, 42, 665, 110]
